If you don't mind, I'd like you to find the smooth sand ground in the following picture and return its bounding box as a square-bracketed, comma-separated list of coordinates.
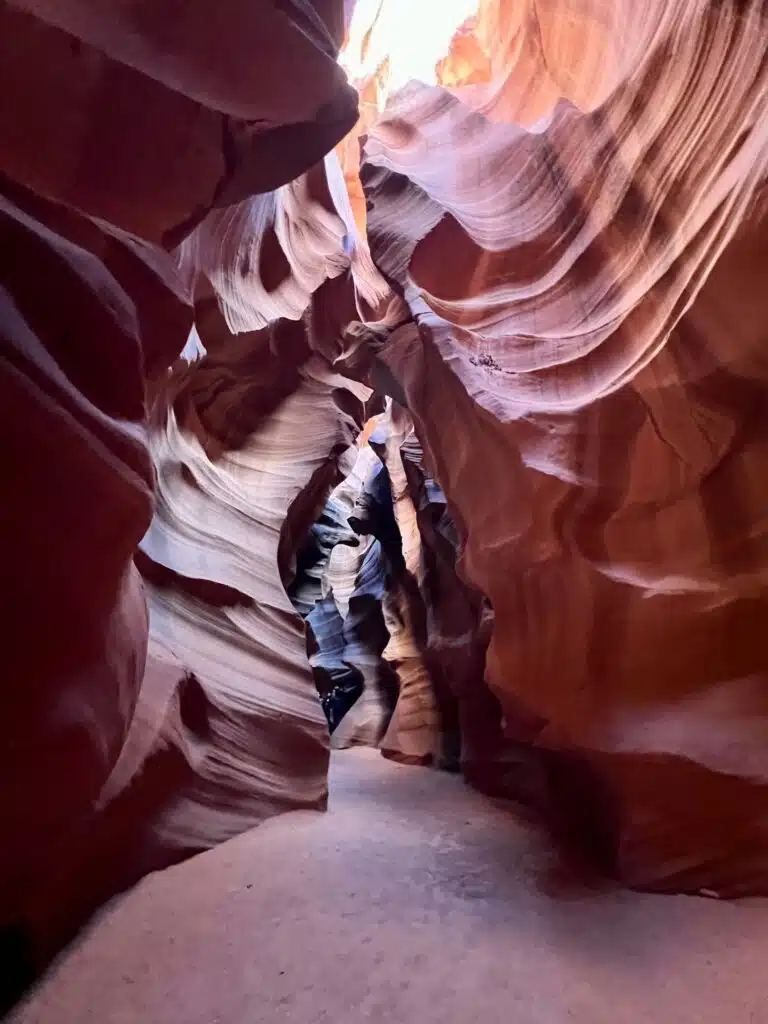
[11, 748, 768, 1023]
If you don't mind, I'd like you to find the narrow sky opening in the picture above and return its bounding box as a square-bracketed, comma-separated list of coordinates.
[339, 0, 480, 103]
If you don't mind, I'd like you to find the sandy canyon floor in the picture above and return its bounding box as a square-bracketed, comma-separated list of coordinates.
[11, 749, 768, 1023]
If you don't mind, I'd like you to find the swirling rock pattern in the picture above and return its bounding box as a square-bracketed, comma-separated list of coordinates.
[137, 363, 350, 837]
[360, 0, 768, 893]
[302, 444, 400, 746]
[394, 418, 509, 785]
[366, 412, 445, 765]
[0, 180, 191, 1003]
[0, 1, 369, 1007]
[4, 4, 768, 1011]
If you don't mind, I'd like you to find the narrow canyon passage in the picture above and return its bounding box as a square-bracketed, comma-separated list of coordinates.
[3, 0, 768, 1014]
[11, 749, 768, 1024]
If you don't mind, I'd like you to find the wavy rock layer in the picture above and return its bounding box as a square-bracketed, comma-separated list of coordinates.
[367, 413, 444, 766]
[360, 0, 768, 893]
[137, 366, 346, 843]
[3, 6, 768, 1012]
[300, 444, 399, 747]
[0, 1, 368, 1007]
[116, 144, 385, 920]
[0, 180, 191, 998]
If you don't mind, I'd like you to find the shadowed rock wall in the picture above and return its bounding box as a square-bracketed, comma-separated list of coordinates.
[2, 3, 768, 1011]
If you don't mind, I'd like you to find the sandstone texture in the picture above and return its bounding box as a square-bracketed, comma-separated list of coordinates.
[2, 0, 768, 1009]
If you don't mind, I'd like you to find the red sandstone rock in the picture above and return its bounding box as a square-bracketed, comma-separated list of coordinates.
[4, 8, 768, 1014]
[0, 186, 185, 972]
[0, 3, 358, 243]
[359, 0, 768, 893]
[0, 5, 364, 1003]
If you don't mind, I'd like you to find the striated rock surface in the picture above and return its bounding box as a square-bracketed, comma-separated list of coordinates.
[0, 180, 192, 1000]
[391, 416, 508, 786]
[368, 412, 446, 766]
[4, 4, 768, 1011]
[0, 2, 371, 1006]
[302, 443, 400, 746]
[124, 142, 387, 877]
[358, 0, 768, 893]
[131, 366, 358, 840]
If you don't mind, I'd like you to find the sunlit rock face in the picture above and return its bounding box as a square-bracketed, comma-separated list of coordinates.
[121, 143, 386, 891]
[3, 0, 768, 1005]
[289, 442, 400, 747]
[360, 0, 768, 892]
[0, 2, 370, 1006]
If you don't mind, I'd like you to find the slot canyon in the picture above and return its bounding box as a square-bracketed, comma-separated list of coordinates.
[2, 0, 768, 1019]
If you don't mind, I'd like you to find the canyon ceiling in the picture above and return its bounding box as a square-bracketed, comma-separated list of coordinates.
[2, 0, 768, 1006]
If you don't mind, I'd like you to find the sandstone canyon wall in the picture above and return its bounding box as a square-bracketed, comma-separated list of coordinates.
[0, 1, 368, 1008]
[2, 0, 768, 1009]
[358, 0, 768, 893]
